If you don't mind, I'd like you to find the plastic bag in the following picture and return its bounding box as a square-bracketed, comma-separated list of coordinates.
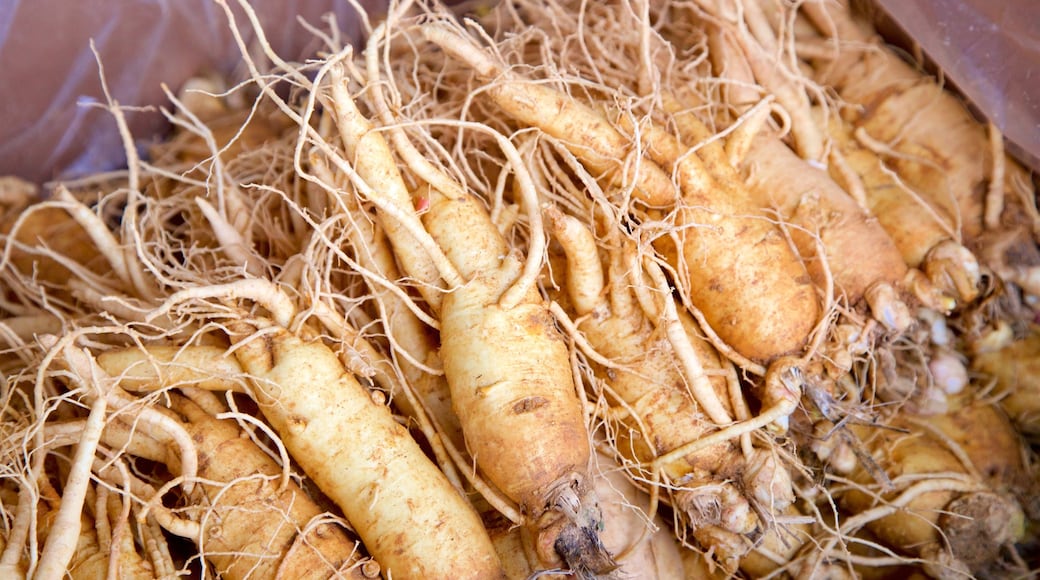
[0, 0, 382, 184]
[0, 0, 1037, 184]
[872, 0, 1039, 173]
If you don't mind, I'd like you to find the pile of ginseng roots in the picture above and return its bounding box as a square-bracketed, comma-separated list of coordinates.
[1, 0, 1039, 578]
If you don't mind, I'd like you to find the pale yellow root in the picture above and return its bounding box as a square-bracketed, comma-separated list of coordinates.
[52, 187, 158, 301]
[326, 64, 458, 307]
[721, 18, 825, 162]
[983, 123, 1006, 231]
[547, 207, 799, 567]
[291, 242, 465, 497]
[194, 197, 266, 277]
[630, 115, 819, 362]
[38, 495, 154, 580]
[35, 335, 165, 580]
[422, 21, 679, 208]
[640, 256, 734, 425]
[228, 322, 504, 579]
[168, 394, 375, 579]
[802, 0, 989, 243]
[827, 116, 982, 308]
[148, 279, 297, 328]
[98, 345, 246, 394]
[34, 393, 108, 580]
[433, 245, 602, 571]
[740, 132, 909, 305]
[102, 323, 505, 580]
[0, 487, 33, 576]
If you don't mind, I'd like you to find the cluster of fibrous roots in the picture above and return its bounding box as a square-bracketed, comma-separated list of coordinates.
[1, 0, 1038, 578]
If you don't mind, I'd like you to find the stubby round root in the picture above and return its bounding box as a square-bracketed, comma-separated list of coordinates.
[810, 421, 858, 474]
[864, 282, 913, 332]
[928, 347, 969, 396]
[923, 241, 981, 304]
[690, 525, 753, 574]
[905, 269, 958, 313]
[529, 477, 615, 577]
[822, 324, 873, 377]
[675, 482, 756, 535]
[939, 492, 1024, 573]
[742, 449, 795, 516]
[758, 357, 804, 434]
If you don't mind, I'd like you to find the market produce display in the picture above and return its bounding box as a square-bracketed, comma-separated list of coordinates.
[1, 0, 1037, 578]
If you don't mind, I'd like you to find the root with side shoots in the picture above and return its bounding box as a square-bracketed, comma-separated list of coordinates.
[421, 189, 612, 574]
[92, 387, 376, 579]
[157, 305, 502, 577]
[2, 0, 1039, 577]
[826, 117, 982, 310]
[311, 15, 615, 572]
[799, 0, 990, 243]
[821, 411, 1026, 578]
[547, 206, 809, 571]
[87, 272, 504, 578]
[426, 19, 820, 364]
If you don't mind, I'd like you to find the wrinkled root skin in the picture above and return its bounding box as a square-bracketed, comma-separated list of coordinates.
[553, 521, 618, 579]
[923, 241, 982, 305]
[674, 484, 756, 537]
[939, 492, 1023, 573]
[528, 479, 616, 577]
[690, 525, 752, 574]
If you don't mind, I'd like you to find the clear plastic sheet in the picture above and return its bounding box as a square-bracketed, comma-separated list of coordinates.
[0, 0, 382, 184]
[871, 0, 1039, 173]
[0, 0, 1036, 184]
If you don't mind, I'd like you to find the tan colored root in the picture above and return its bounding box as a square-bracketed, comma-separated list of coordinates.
[5, 2, 1038, 578]
[639, 256, 733, 426]
[35, 386, 108, 580]
[854, 127, 961, 244]
[421, 21, 679, 209]
[983, 124, 1007, 231]
[195, 197, 266, 277]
